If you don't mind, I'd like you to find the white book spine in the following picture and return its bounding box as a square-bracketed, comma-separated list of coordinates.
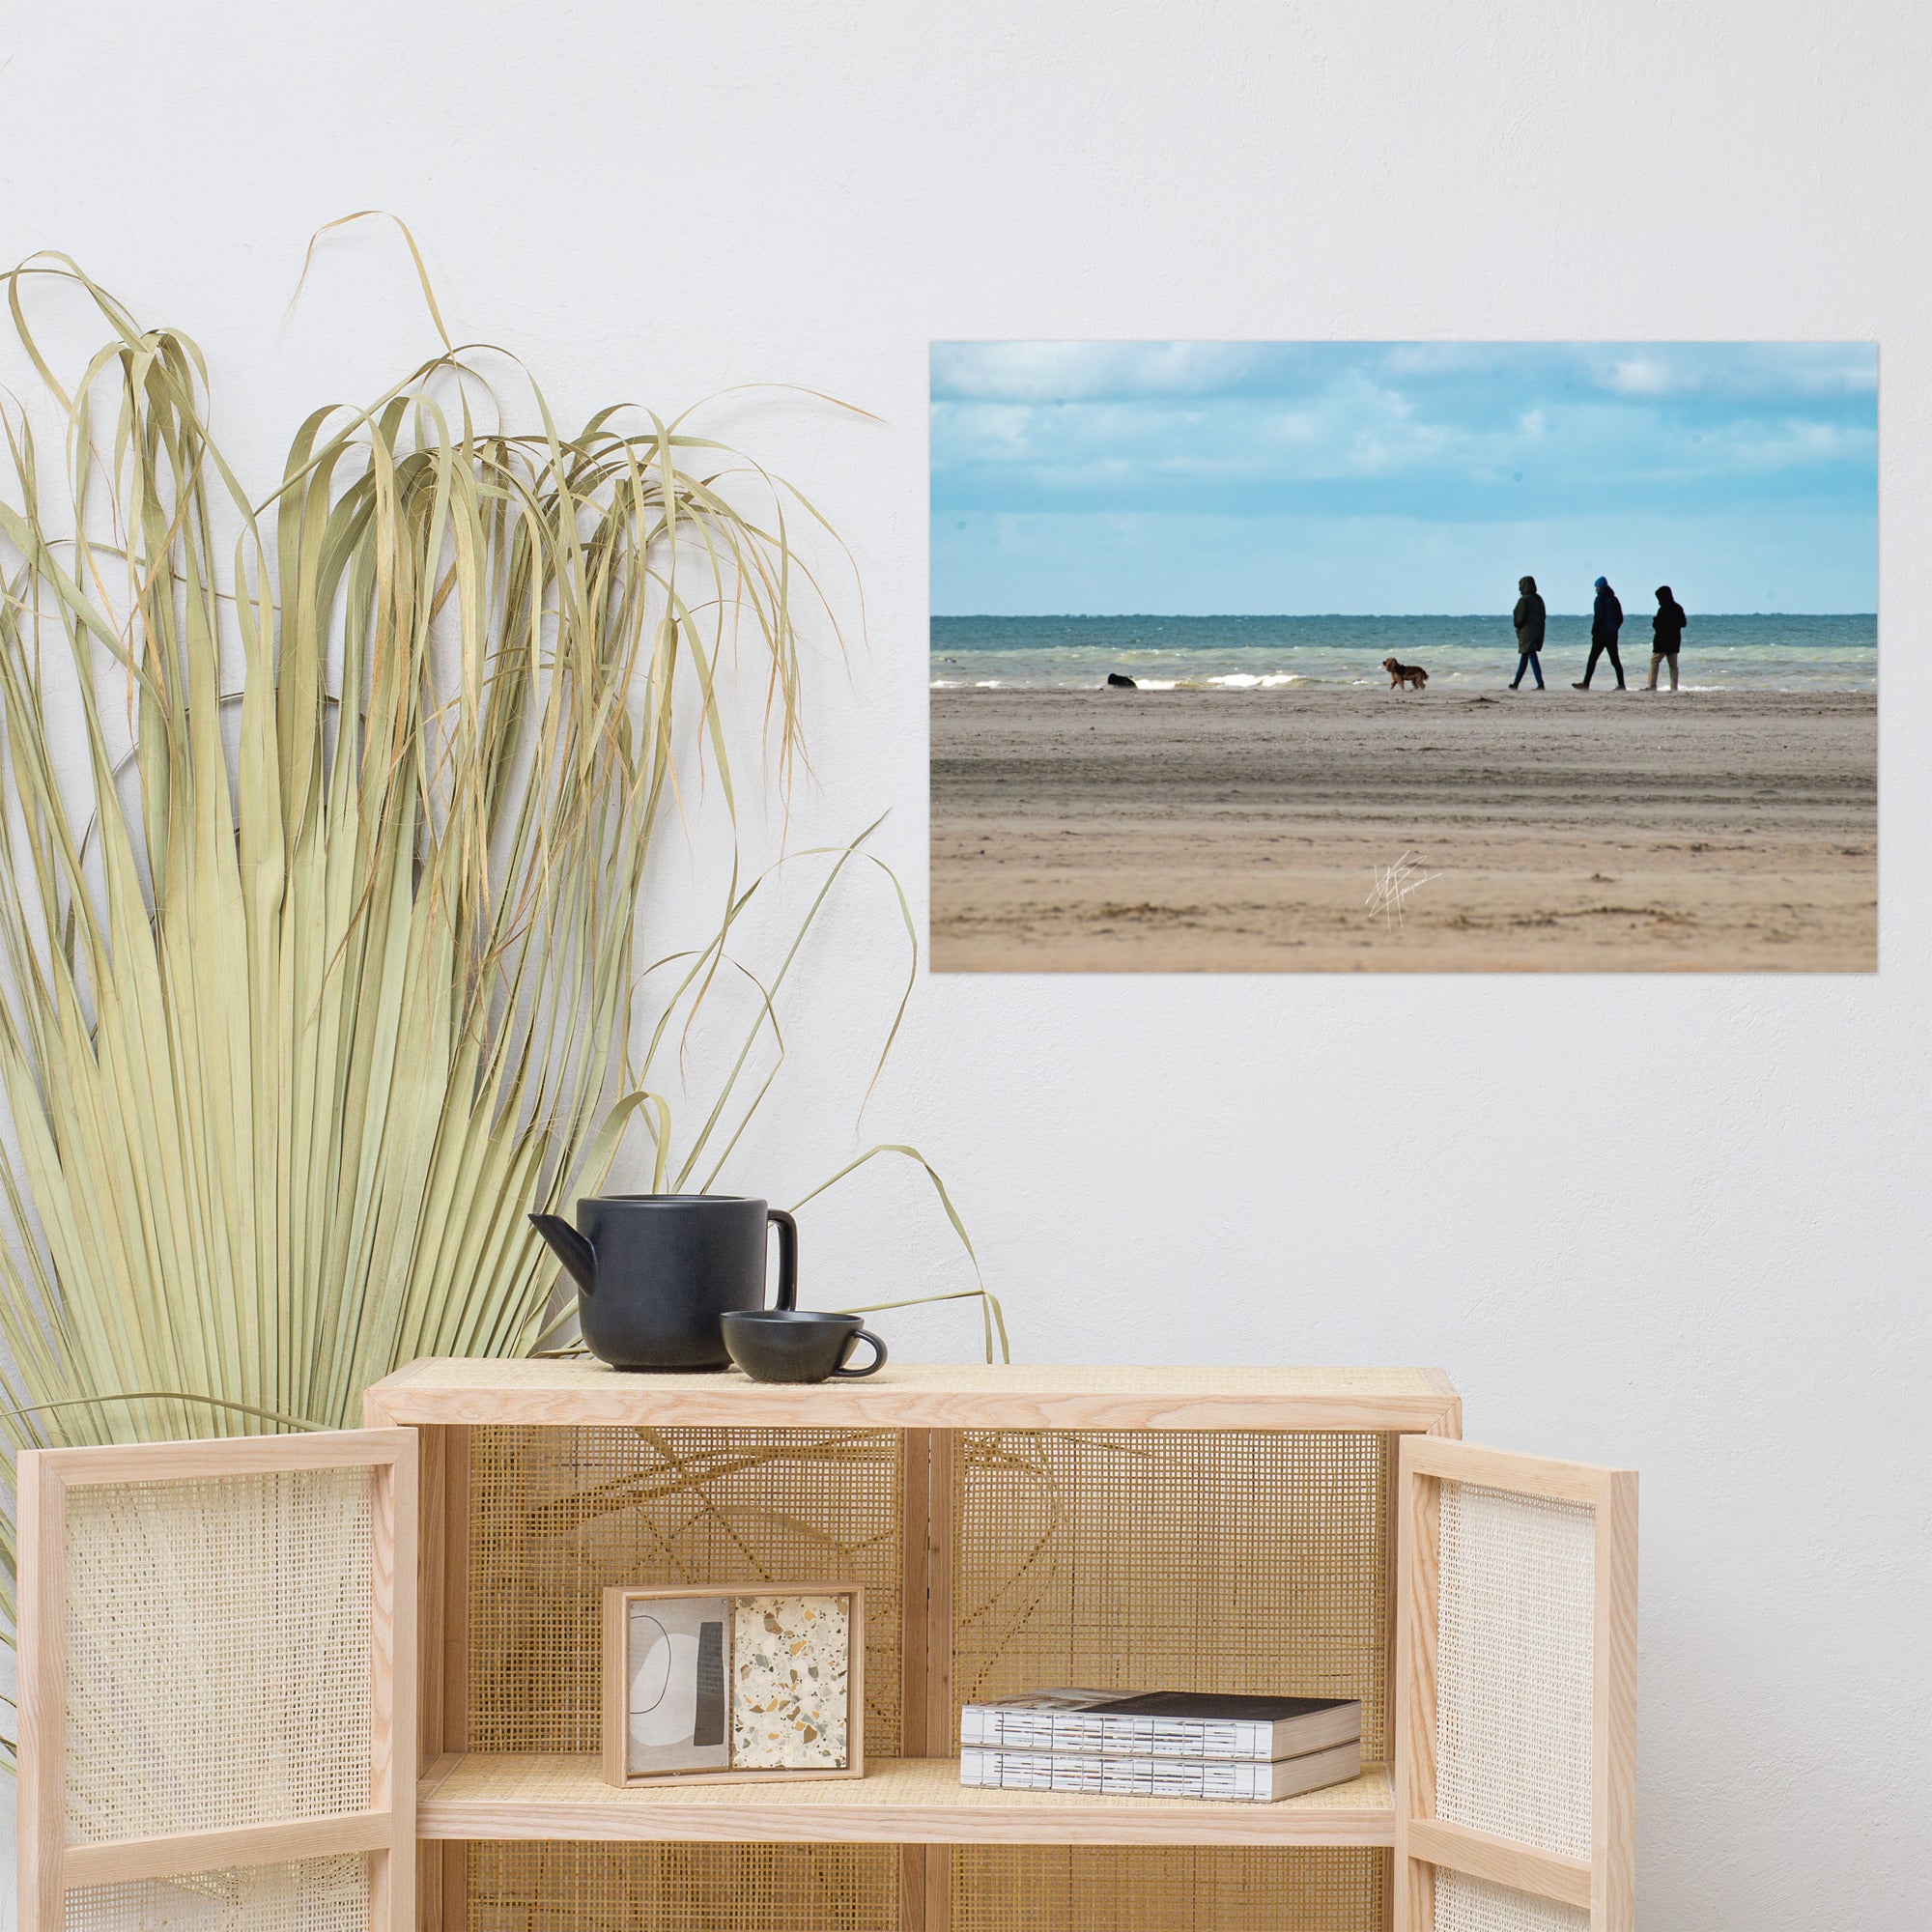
[957, 1709, 1281, 1760]
[959, 1747, 1283, 1802]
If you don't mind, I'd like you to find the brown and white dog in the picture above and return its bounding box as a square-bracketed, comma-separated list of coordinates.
[1382, 656, 1429, 690]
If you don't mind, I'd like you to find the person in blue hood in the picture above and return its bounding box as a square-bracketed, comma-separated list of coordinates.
[1574, 577, 1625, 690]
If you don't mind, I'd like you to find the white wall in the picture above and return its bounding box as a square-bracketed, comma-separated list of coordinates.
[5, 2, 1928, 1925]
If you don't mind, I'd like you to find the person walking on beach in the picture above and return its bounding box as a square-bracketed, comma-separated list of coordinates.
[1574, 576, 1625, 689]
[1647, 585, 1688, 691]
[1510, 575, 1547, 690]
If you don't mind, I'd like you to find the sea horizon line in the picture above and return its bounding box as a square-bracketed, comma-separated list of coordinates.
[932, 611, 1878, 622]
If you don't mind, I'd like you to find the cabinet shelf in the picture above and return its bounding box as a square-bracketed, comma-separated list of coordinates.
[415, 1752, 1396, 1848]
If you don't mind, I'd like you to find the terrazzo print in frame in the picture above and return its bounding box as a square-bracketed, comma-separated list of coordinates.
[731, 1593, 854, 1770]
[603, 1584, 865, 1786]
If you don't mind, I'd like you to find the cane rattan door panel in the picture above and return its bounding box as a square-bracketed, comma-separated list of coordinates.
[1394, 1440, 1636, 1932]
[16, 1431, 416, 1932]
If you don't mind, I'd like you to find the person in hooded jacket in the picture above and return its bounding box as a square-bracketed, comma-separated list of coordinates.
[1574, 576, 1625, 690]
[1647, 585, 1688, 691]
[1510, 575, 1546, 690]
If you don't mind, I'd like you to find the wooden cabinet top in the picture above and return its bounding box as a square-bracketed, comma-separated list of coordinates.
[364, 1358, 1461, 1433]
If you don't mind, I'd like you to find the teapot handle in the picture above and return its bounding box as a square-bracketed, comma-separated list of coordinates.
[767, 1208, 798, 1311]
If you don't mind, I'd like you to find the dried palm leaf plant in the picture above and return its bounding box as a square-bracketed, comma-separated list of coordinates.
[0, 235, 1000, 1765]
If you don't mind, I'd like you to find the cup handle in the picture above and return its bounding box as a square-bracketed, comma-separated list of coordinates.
[832, 1328, 887, 1378]
[767, 1208, 798, 1311]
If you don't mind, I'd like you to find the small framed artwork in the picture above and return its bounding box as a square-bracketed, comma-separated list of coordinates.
[601, 1583, 865, 1787]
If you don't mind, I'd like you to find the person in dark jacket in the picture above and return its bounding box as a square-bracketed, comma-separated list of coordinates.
[1574, 576, 1625, 689]
[1647, 585, 1688, 691]
[1510, 575, 1546, 690]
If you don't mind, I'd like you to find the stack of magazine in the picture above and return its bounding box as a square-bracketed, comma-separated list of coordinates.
[958, 1689, 1362, 1804]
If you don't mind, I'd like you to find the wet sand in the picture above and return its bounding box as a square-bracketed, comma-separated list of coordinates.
[929, 688, 1877, 972]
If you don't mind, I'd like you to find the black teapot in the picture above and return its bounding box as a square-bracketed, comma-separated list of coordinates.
[529, 1194, 798, 1371]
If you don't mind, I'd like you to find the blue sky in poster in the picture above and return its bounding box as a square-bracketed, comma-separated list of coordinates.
[929, 342, 1878, 614]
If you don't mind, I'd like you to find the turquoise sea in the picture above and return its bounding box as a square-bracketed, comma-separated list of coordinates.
[930, 614, 1877, 693]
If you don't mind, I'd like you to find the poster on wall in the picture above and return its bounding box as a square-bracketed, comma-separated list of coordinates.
[928, 342, 1877, 972]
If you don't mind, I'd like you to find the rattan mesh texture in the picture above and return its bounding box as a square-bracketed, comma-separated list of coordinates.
[469, 1427, 902, 1756]
[952, 1431, 1393, 1758]
[466, 1842, 897, 1932]
[63, 1856, 370, 1932]
[63, 1470, 375, 1841]
[952, 1847, 1387, 1932]
[1434, 1870, 1590, 1932]
[465, 1423, 1402, 1932]
[1435, 1481, 1595, 1861]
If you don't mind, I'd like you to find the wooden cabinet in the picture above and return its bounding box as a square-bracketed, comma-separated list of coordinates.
[17, 1363, 1634, 1932]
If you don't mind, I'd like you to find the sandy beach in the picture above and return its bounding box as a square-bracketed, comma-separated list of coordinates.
[930, 688, 1877, 972]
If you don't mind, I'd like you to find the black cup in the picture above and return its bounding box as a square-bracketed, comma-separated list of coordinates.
[721, 1310, 888, 1384]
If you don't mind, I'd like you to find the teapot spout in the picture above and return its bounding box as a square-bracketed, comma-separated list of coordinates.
[529, 1212, 598, 1296]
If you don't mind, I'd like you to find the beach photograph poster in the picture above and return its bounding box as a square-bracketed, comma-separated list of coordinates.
[928, 341, 1877, 973]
